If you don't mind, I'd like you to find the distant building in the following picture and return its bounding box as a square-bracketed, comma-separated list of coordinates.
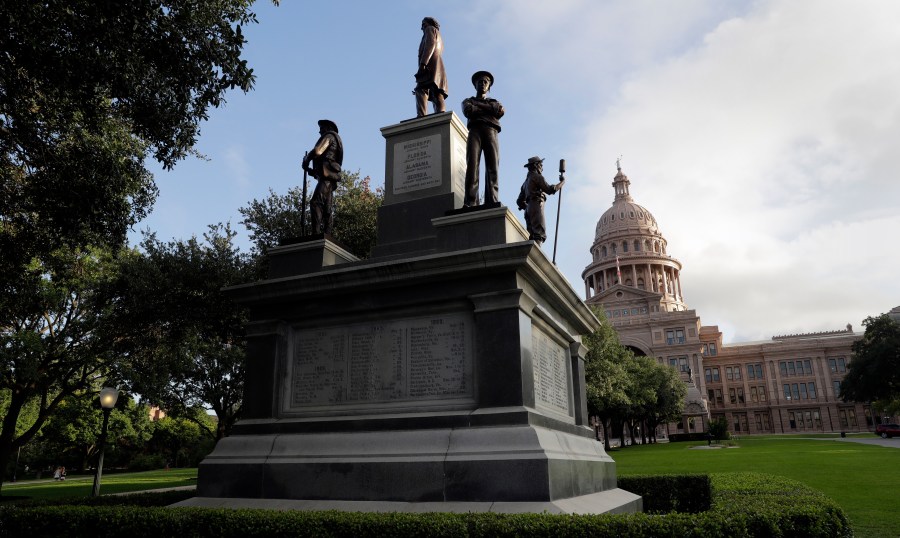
[149, 406, 167, 421]
[582, 164, 880, 436]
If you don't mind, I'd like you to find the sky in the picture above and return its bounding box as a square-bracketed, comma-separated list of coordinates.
[132, 0, 900, 343]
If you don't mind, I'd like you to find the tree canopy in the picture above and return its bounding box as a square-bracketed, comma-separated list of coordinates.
[240, 171, 384, 260]
[583, 307, 685, 450]
[1, 0, 260, 282]
[111, 225, 257, 441]
[0, 247, 121, 489]
[841, 314, 900, 417]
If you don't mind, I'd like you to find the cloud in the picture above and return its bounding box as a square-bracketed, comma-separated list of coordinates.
[224, 146, 253, 189]
[567, 0, 900, 340]
[474, 0, 900, 341]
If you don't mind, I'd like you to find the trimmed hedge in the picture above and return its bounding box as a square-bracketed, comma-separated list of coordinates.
[0, 473, 852, 538]
[618, 474, 711, 513]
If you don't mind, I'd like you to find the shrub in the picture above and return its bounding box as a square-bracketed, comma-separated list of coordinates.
[708, 417, 731, 441]
[128, 454, 168, 472]
[618, 474, 711, 513]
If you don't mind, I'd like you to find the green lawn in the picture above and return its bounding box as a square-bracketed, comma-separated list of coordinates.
[1, 468, 197, 500]
[612, 436, 900, 538]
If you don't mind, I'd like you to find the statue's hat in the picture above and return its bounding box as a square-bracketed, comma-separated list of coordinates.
[317, 119, 339, 133]
[471, 70, 494, 88]
[524, 156, 545, 167]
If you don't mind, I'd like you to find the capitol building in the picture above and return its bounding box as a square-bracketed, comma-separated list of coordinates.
[581, 164, 875, 436]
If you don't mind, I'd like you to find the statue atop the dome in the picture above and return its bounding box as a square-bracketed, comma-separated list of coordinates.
[516, 156, 564, 244]
[414, 17, 448, 117]
[462, 71, 504, 207]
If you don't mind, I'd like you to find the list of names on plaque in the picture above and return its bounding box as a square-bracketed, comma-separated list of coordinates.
[531, 328, 571, 416]
[393, 134, 442, 194]
[289, 313, 472, 410]
[408, 318, 469, 398]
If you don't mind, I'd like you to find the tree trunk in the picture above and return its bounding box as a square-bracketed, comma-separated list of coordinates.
[0, 392, 27, 495]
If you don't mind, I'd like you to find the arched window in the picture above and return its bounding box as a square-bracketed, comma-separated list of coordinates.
[611, 213, 615, 221]
[637, 278, 645, 290]
[645, 239, 651, 251]
[654, 242, 660, 253]
[625, 278, 633, 286]
[622, 241, 628, 252]
[611, 243, 617, 254]
[634, 240, 640, 251]
[601, 246, 607, 257]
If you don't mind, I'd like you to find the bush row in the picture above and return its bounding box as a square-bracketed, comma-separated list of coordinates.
[617, 474, 711, 513]
[0, 473, 852, 538]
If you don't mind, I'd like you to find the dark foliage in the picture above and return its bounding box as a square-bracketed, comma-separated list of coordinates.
[0, 473, 852, 538]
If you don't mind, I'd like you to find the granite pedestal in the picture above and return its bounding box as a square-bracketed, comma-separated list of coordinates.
[185, 113, 640, 514]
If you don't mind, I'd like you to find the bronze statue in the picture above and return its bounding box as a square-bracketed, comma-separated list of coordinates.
[302, 119, 343, 235]
[516, 156, 564, 244]
[414, 17, 447, 117]
[462, 71, 504, 207]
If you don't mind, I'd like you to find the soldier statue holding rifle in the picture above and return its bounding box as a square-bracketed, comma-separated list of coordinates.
[302, 119, 343, 235]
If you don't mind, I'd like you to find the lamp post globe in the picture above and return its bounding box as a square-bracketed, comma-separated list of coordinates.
[99, 387, 119, 410]
[91, 387, 119, 497]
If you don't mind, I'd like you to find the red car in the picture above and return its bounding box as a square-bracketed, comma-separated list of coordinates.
[875, 424, 900, 439]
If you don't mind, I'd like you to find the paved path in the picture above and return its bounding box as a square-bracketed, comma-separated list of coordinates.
[831, 436, 900, 449]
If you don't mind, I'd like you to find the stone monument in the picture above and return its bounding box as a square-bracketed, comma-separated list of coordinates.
[183, 111, 641, 514]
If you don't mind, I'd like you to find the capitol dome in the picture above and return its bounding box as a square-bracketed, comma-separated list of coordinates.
[581, 164, 686, 312]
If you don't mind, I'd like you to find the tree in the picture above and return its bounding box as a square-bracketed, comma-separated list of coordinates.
[708, 417, 730, 441]
[584, 308, 634, 451]
[841, 314, 900, 417]
[111, 224, 257, 442]
[583, 307, 687, 449]
[1, 0, 267, 493]
[144, 409, 217, 469]
[239, 171, 384, 260]
[332, 174, 384, 259]
[1, 1, 261, 285]
[0, 247, 121, 491]
[621, 355, 658, 446]
[25, 392, 153, 472]
[641, 363, 686, 443]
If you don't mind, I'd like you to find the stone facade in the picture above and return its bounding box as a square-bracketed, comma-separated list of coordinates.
[582, 165, 879, 436]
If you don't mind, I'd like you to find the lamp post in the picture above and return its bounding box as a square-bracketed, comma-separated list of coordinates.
[91, 387, 119, 497]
